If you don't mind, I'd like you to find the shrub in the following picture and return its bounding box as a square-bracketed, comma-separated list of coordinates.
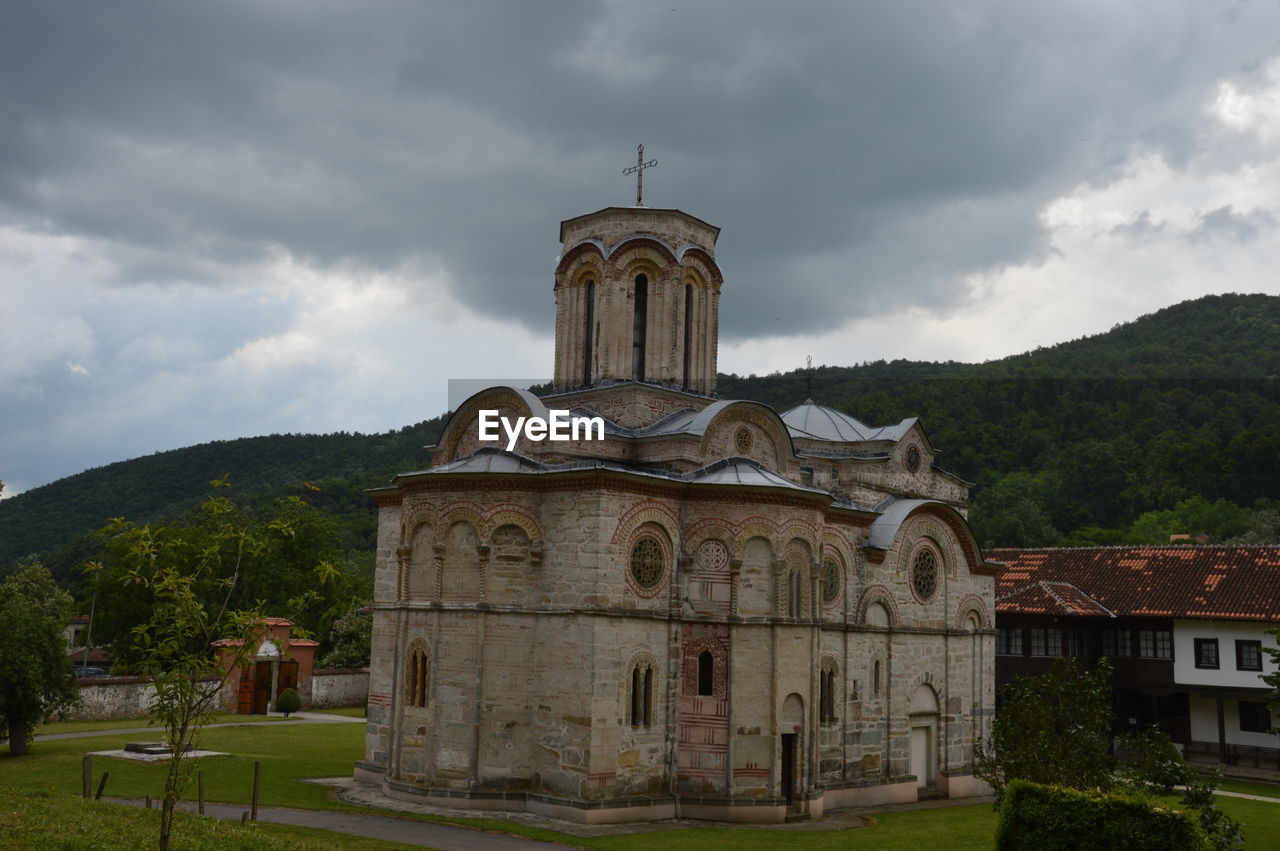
[996, 780, 1208, 851]
[275, 688, 301, 717]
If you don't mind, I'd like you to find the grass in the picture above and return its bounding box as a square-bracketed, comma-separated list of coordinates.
[13, 722, 1277, 850]
[1219, 778, 1280, 799]
[35, 713, 289, 736]
[0, 783, 420, 850]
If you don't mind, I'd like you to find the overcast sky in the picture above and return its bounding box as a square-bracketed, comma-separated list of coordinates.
[3, 1, 1280, 496]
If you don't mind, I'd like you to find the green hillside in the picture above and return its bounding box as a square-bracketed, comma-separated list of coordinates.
[3, 292, 1279, 593]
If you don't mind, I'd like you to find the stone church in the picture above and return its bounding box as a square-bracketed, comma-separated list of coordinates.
[355, 203, 1000, 823]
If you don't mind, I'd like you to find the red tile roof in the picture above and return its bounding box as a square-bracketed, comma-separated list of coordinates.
[990, 546, 1280, 622]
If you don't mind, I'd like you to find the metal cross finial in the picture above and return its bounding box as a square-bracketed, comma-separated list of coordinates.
[622, 144, 657, 206]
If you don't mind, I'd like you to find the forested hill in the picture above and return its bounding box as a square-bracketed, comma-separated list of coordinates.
[0, 417, 447, 588]
[3, 292, 1279, 590]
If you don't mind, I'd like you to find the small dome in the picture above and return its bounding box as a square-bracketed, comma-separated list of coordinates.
[780, 401, 874, 442]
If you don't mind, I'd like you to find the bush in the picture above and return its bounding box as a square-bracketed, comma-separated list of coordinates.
[996, 780, 1208, 851]
[275, 688, 301, 717]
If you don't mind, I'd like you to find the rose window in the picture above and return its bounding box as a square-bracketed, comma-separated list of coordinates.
[630, 537, 665, 590]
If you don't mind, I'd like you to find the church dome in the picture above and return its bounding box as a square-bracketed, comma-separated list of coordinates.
[780, 401, 874, 442]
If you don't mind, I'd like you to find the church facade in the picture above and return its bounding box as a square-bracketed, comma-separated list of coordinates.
[355, 205, 1000, 823]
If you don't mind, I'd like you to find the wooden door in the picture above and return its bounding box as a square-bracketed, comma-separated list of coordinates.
[252, 661, 272, 714]
[236, 666, 254, 714]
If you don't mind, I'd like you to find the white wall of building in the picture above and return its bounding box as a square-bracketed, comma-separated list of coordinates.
[1188, 693, 1280, 748]
[1173, 619, 1278, 689]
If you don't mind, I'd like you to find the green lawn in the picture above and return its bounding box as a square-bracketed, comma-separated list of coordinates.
[0, 783, 419, 850]
[13, 722, 1277, 850]
[35, 713, 289, 736]
[1219, 778, 1280, 799]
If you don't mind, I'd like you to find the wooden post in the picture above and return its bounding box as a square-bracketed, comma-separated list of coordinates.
[241, 811, 249, 824]
[145, 793, 152, 809]
[82, 756, 92, 798]
[94, 772, 109, 800]
[251, 761, 261, 822]
[198, 770, 205, 815]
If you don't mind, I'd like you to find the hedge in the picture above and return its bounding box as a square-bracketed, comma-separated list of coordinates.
[996, 780, 1208, 850]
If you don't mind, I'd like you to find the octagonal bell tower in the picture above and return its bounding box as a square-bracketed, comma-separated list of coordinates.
[553, 207, 723, 395]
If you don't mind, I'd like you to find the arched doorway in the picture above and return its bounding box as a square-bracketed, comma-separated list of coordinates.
[780, 693, 804, 806]
[909, 683, 939, 789]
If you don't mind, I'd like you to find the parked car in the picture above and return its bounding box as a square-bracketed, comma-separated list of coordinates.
[74, 666, 108, 677]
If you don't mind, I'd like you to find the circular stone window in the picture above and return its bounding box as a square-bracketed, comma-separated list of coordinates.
[911, 548, 938, 601]
[630, 536, 666, 591]
[734, 426, 753, 454]
[905, 445, 922, 473]
[821, 558, 841, 605]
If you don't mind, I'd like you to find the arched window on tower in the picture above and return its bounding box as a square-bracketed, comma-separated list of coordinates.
[682, 283, 693, 389]
[407, 644, 430, 709]
[697, 650, 714, 696]
[582, 280, 595, 387]
[632, 274, 648, 379]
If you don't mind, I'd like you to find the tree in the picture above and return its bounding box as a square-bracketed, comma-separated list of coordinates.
[968, 472, 1059, 547]
[86, 479, 336, 850]
[0, 563, 79, 755]
[980, 659, 1241, 849]
[976, 657, 1115, 805]
[318, 598, 372, 668]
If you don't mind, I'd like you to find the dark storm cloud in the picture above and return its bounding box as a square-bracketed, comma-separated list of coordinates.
[3, 1, 1279, 337]
[1190, 204, 1278, 243]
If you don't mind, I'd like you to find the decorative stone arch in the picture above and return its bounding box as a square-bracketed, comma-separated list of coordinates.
[688, 536, 733, 616]
[484, 506, 543, 547]
[857, 585, 902, 628]
[438, 518, 484, 602]
[733, 516, 781, 553]
[677, 246, 724, 287]
[896, 515, 958, 581]
[681, 634, 729, 699]
[624, 521, 674, 598]
[780, 540, 812, 619]
[697, 402, 795, 469]
[611, 500, 681, 547]
[607, 235, 680, 269]
[908, 673, 943, 705]
[681, 520, 739, 560]
[818, 543, 848, 611]
[953, 593, 991, 631]
[554, 239, 607, 277]
[433, 504, 488, 547]
[400, 520, 434, 601]
[624, 650, 661, 727]
[434, 385, 549, 464]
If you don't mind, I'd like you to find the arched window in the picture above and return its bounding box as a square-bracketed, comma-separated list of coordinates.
[629, 662, 654, 727]
[682, 283, 693, 389]
[819, 667, 837, 723]
[632, 274, 648, 379]
[407, 644, 430, 709]
[788, 570, 802, 619]
[582, 280, 595, 386]
[697, 650, 714, 696]
[873, 659, 882, 697]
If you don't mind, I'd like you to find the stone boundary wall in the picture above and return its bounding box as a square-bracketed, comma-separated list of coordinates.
[310, 668, 369, 709]
[66, 676, 232, 721]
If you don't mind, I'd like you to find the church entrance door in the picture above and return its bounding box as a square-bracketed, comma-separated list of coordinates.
[780, 733, 797, 805]
[910, 725, 933, 787]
